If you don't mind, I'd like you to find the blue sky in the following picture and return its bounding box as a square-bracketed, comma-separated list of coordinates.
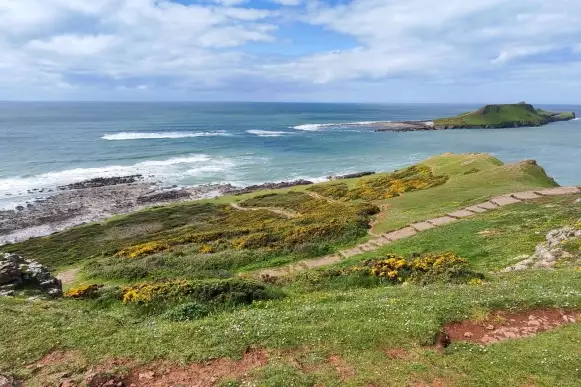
[0, 0, 580, 103]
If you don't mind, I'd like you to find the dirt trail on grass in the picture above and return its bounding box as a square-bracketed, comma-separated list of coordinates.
[56, 268, 80, 285]
[256, 186, 581, 278]
[304, 191, 341, 204]
[230, 202, 298, 219]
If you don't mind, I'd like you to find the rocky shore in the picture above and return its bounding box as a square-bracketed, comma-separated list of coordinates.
[0, 177, 324, 245]
[372, 121, 436, 132]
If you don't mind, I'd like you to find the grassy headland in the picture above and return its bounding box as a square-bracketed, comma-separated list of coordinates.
[434, 103, 576, 129]
[1, 152, 580, 387]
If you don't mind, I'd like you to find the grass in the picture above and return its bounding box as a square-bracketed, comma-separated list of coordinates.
[434, 103, 575, 128]
[1, 152, 580, 386]
[310, 194, 581, 276]
[2, 269, 581, 386]
[371, 153, 558, 233]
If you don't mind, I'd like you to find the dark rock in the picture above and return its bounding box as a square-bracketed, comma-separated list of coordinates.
[332, 171, 375, 180]
[58, 175, 143, 190]
[137, 190, 191, 204]
[0, 253, 62, 297]
[16, 206, 24, 211]
[227, 179, 314, 195]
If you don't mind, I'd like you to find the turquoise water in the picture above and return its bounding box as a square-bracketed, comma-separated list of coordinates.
[0, 102, 580, 208]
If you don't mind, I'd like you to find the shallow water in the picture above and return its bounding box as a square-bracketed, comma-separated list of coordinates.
[1, 102, 580, 209]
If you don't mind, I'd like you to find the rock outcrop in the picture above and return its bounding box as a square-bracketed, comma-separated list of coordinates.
[503, 225, 581, 272]
[0, 253, 62, 297]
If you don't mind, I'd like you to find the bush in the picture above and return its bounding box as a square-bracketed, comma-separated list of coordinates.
[353, 252, 483, 285]
[122, 278, 280, 306]
[307, 183, 349, 200]
[65, 284, 103, 299]
[164, 302, 210, 321]
[115, 241, 169, 259]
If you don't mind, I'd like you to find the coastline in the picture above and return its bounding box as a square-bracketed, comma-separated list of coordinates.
[0, 176, 335, 245]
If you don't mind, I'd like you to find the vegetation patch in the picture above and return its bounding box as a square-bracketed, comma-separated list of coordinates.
[121, 278, 279, 307]
[65, 284, 104, 299]
[307, 183, 349, 200]
[346, 165, 449, 200]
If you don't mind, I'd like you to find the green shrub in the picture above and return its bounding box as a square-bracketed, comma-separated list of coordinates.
[164, 302, 210, 321]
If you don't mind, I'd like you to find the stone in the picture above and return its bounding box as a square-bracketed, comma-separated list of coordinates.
[465, 205, 488, 213]
[448, 209, 476, 218]
[411, 222, 435, 231]
[512, 191, 541, 200]
[463, 332, 473, 338]
[427, 216, 456, 226]
[475, 201, 498, 210]
[0, 253, 62, 298]
[485, 324, 495, 330]
[536, 187, 580, 196]
[490, 196, 521, 206]
[384, 227, 417, 241]
[0, 375, 13, 387]
[139, 371, 155, 381]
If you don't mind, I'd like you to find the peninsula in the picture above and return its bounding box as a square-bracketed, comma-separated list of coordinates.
[374, 102, 576, 132]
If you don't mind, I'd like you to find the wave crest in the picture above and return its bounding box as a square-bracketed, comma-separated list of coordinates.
[0, 154, 236, 198]
[292, 121, 387, 131]
[247, 130, 291, 137]
[102, 131, 231, 140]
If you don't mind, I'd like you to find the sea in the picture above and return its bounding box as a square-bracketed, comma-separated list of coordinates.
[0, 102, 580, 210]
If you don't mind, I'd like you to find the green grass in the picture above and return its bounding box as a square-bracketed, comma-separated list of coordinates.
[434, 103, 575, 128]
[2, 269, 581, 386]
[2, 152, 579, 386]
[321, 194, 581, 273]
[371, 153, 558, 233]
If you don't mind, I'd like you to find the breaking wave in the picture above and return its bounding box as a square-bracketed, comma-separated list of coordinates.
[0, 154, 236, 198]
[291, 121, 388, 131]
[247, 130, 291, 137]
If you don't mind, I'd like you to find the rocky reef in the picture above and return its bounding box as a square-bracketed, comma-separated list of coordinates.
[0, 253, 62, 297]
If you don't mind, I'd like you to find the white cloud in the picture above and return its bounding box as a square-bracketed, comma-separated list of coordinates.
[0, 0, 580, 101]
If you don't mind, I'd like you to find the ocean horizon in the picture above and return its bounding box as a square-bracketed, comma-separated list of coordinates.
[1, 101, 580, 209]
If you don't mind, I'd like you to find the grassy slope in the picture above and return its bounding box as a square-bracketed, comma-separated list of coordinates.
[1, 153, 558, 279]
[324, 194, 581, 272]
[0, 158, 580, 386]
[434, 104, 575, 128]
[371, 153, 558, 233]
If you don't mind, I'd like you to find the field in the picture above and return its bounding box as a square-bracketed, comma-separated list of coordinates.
[1, 152, 580, 387]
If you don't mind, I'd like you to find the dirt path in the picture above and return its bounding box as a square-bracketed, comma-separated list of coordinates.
[56, 268, 80, 285]
[230, 202, 299, 219]
[255, 186, 581, 278]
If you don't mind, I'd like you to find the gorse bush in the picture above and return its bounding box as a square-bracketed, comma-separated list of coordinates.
[353, 252, 483, 284]
[347, 165, 449, 200]
[65, 284, 103, 299]
[307, 183, 349, 200]
[122, 278, 278, 306]
[113, 194, 379, 262]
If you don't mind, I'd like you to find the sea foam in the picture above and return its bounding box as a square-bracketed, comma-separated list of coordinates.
[247, 130, 291, 137]
[292, 121, 387, 131]
[0, 154, 235, 198]
[102, 131, 231, 140]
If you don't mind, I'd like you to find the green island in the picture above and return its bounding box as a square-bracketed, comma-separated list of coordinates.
[433, 102, 576, 129]
[2, 153, 581, 386]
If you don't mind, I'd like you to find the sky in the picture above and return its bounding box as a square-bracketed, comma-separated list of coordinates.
[1, 0, 580, 103]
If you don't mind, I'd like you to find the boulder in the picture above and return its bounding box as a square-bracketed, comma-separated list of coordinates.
[0, 253, 62, 297]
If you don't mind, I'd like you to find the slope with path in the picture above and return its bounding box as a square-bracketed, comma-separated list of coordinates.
[256, 186, 581, 278]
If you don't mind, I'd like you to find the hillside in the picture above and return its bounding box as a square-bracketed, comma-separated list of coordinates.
[434, 103, 576, 129]
[1, 153, 581, 387]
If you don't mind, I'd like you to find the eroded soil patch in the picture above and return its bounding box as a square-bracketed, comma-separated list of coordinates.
[123, 349, 268, 387]
[444, 309, 578, 345]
